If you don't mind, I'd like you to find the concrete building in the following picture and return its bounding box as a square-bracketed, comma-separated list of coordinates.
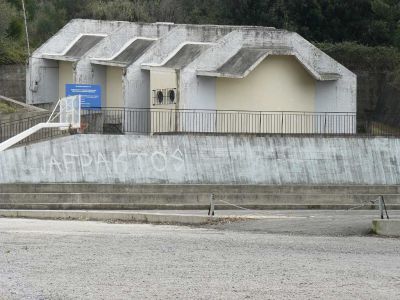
[27, 19, 356, 134]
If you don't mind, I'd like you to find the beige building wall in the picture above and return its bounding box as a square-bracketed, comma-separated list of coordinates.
[150, 69, 178, 133]
[106, 66, 124, 107]
[150, 69, 178, 107]
[58, 61, 73, 98]
[215, 55, 317, 133]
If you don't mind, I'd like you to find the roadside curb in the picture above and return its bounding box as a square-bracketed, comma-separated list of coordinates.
[0, 209, 247, 225]
[372, 219, 400, 237]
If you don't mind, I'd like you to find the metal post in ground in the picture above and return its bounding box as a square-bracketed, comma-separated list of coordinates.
[208, 193, 215, 216]
[379, 195, 390, 220]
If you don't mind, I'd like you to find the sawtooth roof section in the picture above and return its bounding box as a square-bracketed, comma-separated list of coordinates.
[92, 38, 156, 67]
[162, 44, 210, 69]
[42, 35, 105, 61]
[65, 35, 105, 57]
[216, 48, 270, 77]
[197, 46, 341, 81]
[197, 46, 287, 79]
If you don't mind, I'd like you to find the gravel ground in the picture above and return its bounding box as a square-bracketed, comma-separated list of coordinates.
[0, 217, 400, 299]
[209, 210, 400, 236]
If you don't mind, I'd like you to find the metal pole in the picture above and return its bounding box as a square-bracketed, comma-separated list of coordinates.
[208, 193, 215, 216]
[379, 196, 384, 220]
[21, 0, 31, 57]
[380, 195, 390, 220]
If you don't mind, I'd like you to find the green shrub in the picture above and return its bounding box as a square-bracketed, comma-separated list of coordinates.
[0, 102, 17, 114]
[0, 38, 27, 64]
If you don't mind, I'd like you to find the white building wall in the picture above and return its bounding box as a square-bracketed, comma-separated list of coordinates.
[26, 58, 59, 104]
[27, 19, 126, 105]
[179, 31, 245, 113]
[289, 32, 357, 114]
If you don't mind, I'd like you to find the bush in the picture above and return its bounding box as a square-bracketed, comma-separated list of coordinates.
[0, 102, 17, 114]
[0, 38, 27, 64]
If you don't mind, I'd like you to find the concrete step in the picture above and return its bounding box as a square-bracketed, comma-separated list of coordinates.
[1, 192, 400, 204]
[0, 192, 399, 210]
[1, 184, 399, 210]
[0, 203, 399, 210]
[1, 184, 400, 194]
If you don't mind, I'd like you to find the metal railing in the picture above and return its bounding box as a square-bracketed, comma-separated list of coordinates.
[0, 112, 67, 145]
[1, 108, 400, 146]
[81, 108, 360, 135]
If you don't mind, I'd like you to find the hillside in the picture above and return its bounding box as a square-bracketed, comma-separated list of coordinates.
[0, 0, 399, 121]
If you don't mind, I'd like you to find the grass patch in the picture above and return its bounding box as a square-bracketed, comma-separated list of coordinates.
[0, 102, 17, 113]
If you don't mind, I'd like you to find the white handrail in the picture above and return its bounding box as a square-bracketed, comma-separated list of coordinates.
[0, 96, 81, 152]
[0, 122, 70, 152]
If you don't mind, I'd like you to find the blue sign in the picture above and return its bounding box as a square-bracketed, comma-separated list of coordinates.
[66, 84, 101, 109]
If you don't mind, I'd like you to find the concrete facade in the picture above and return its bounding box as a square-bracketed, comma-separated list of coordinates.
[0, 134, 399, 185]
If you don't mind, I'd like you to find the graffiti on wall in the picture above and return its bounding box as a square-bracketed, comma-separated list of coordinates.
[41, 148, 185, 176]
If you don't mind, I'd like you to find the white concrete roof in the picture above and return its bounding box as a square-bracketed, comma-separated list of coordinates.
[197, 46, 341, 81]
[41, 34, 107, 61]
[33, 19, 352, 81]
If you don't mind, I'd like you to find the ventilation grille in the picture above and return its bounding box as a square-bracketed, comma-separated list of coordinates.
[152, 88, 177, 105]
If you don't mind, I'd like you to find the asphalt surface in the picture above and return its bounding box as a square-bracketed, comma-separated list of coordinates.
[0, 212, 399, 299]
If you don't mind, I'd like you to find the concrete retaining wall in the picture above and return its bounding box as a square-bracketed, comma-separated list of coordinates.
[1, 134, 400, 184]
[0, 64, 26, 102]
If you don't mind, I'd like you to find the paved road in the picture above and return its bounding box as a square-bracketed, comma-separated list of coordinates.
[0, 217, 399, 299]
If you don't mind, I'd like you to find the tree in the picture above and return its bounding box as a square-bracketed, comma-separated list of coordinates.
[6, 18, 23, 40]
[30, 2, 67, 45]
[83, 0, 150, 22]
[0, 0, 17, 38]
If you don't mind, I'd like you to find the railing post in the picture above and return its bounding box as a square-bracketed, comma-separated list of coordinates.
[169, 109, 172, 132]
[123, 107, 126, 133]
[215, 110, 218, 133]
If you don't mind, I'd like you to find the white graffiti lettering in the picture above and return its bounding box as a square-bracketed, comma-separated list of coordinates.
[151, 151, 167, 172]
[40, 148, 185, 177]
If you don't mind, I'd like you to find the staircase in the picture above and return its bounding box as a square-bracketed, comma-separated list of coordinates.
[0, 184, 400, 210]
